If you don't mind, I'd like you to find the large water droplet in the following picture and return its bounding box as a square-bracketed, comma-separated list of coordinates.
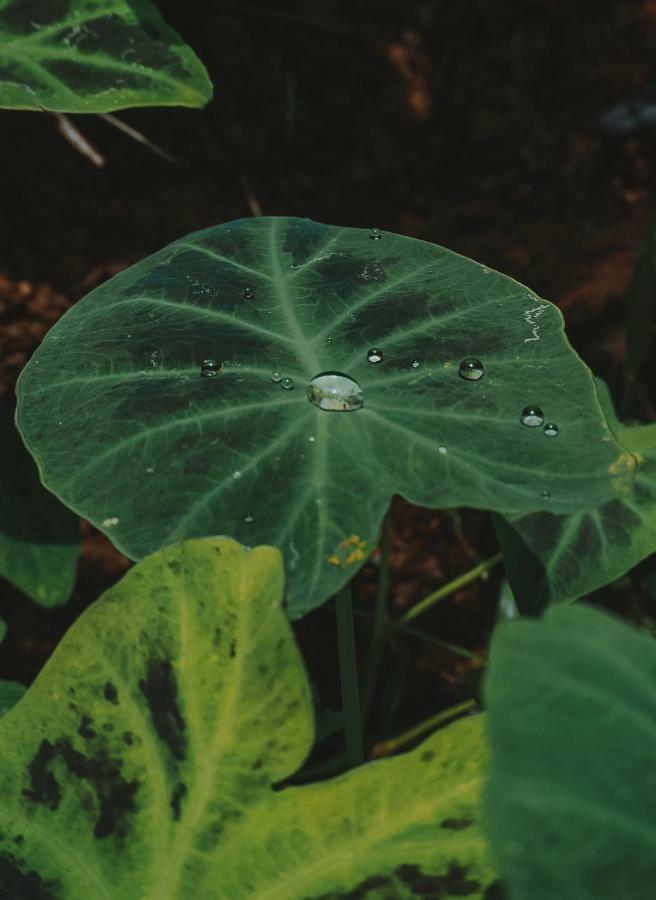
[281, 377, 294, 390]
[307, 372, 363, 412]
[367, 347, 383, 364]
[369, 227, 383, 240]
[358, 263, 386, 283]
[148, 350, 162, 369]
[201, 358, 222, 377]
[544, 423, 559, 437]
[521, 406, 544, 427]
[271, 371, 282, 383]
[459, 358, 484, 381]
[242, 286, 255, 300]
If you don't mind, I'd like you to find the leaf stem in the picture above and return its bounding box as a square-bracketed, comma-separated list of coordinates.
[370, 700, 477, 758]
[335, 582, 364, 767]
[360, 510, 392, 724]
[397, 623, 484, 663]
[399, 553, 503, 625]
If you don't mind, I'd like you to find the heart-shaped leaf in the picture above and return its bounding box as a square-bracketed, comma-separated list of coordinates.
[0, 0, 212, 112]
[0, 537, 496, 898]
[494, 379, 656, 613]
[0, 399, 78, 606]
[484, 602, 656, 900]
[16, 217, 630, 617]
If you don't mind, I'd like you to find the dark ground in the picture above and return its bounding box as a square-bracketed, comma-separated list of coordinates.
[1, 0, 656, 757]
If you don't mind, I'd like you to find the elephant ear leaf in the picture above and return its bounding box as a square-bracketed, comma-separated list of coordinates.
[0, 0, 212, 112]
[0, 537, 496, 899]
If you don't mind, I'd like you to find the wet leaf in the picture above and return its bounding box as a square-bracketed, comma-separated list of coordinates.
[0, 537, 495, 898]
[0, 0, 212, 113]
[484, 603, 656, 900]
[16, 217, 628, 616]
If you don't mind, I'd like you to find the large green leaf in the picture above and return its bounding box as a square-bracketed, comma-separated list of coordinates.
[16, 217, 631, 617]
[0, 399, 78, 606]
[483, 602, 656, 900]
[494, 379, 656, 613]
[0, 0, 212, 112]
[0, 537, 496, 898]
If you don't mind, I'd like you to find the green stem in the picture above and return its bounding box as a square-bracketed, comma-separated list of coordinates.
[370, 699, 477, 758]
[361, 510, 392, 724]
[335, 582, 364, 767]
[399, 552, 503, 625]
[398, 623, 484, 664]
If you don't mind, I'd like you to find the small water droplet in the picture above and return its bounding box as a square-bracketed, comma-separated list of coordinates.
[307, 371, 364, 412]
[147, 312, 154, 319]
[242, 286, 255, 300]
[459, 358, 484, 381]
[232, 470, 242, 479]
[244, 513, 254, 523]
[367, 347, 383, 364]
[541, 489, 551, 499]
[411, 360, 420, 369]
[438, 445, 448, 455]
[148, 350, 162, 369]
[369, 227, 383, 240]
[326, 336, 333, 345]
[145, 467, 154, 474]
[544, 423, 559, 437]
[521, 406, 544, 427]
[102, 517, 119, 527]
[201, 358, 222, 378]
[281, 377, 294, 390]
[271, 372, 282, 383]
[308, 436, 316, 442]
[358, 263, 386, 283]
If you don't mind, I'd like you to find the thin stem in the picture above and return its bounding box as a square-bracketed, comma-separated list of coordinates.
[335, 582, 364, 767]
[399, 553, 503, 625]
[360, 510, 392, 724]
[370, 700, 477, 759]
[398, 623, 485, 664]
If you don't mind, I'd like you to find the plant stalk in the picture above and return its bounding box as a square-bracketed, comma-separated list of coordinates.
[370, 699, 477, 758]
[361, 510, 392, 724]
[335, 582, 364, 767]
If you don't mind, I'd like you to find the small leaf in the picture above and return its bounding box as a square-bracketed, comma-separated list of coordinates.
[495, 379, 656, 612]
[0, 0, 212, 113]
[0, 537, 496, 897]
[0, 399, 78, 606]
[484, 602, 656, 900]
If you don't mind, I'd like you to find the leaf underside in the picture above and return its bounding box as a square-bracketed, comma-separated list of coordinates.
[0, 0, 212, 112]
[495, 379, 656, 612]
[0, 538, 496, 899]
[484, 603, 656, 900]
[16, 217, 629, 617]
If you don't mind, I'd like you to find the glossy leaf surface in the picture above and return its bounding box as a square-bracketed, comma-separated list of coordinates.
[484, 603, 656, 900]
[0, 0, 212, 112]
[16, 217, 629, 616]
[0, 400, 78, 606]
[495, 380, 656, 612]
[0, 537, 496, 898]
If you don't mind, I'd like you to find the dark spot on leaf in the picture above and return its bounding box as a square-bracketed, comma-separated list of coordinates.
[122, 731, 135, 746]
[0, 850, 60, 900]
[213, 626, 222, 647]
[420, 751, 435, 762]
[78, 716, 96, 740]
[306, 874, 391, 899]
[229, 640, 237, 659]
[251, 758, 263, 771]
[139, 659, 187, 762]
[171, 782, 187, 821]
[103, 682, 119, 704]
[13, 835, 24, 845]
[395, 863, 480, 896]
[440, 817, 474, 830]
[483, 881, 507, 899]
[23, 741, 60, 810]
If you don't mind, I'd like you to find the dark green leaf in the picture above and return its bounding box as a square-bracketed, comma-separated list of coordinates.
[16, 217, 630, 617]
[484, 602, 656, 900]
[0, 0, 212, 112]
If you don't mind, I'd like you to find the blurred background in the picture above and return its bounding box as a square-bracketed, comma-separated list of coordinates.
[2, 0, 656, 752]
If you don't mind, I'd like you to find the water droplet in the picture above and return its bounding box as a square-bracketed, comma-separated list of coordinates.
[148, 350, 162, 369]
[326, 336, 333, 345]
[369, 227, 383, 240]
[201, 358, 222, 378]
[244, 513, 254, 523]
[358, 263, 386, 283]
[544, 423, 559, 437]
[521, 406, 544, 427]
[541, 489, 551, 499]
[232, 471, 242, 479]
[438, 445, 448, 455]
[411, 360, 420, 369]
[102, 517, 119, 527]
[307, 372, 364, 412]
[145, 467, 154, 474]
[308, 436, 316, 442]
[271, 371, 282, 383]
[281, 377, 294, 390]
[242, 286, 255, 300]
[367, 347, 383, 364]
[458, 358, 484, 381]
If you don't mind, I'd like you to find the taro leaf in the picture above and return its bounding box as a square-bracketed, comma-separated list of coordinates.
[0, 0, 212, 113]
[0, 399, 78, 606]
[0, 537, 496, 898]
[15, 217, 631, 617]
[494, 379, 656, 613]
[0, 680, 25, 715]
[484, 602, 656, 900]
